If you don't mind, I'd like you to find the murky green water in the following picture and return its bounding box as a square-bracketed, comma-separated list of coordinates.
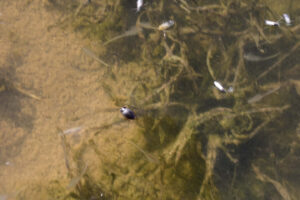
[1, 0, 300, 199]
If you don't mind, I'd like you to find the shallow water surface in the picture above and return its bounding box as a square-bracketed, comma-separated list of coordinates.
[0, 0, 300, 199]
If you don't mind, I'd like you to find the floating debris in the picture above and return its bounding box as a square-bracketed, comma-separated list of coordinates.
[283, 13, 291, 26]
[214, 81, 226, 93]
[136, 0, 143, 12]
[120, 107, 136, 119]
[158, 20, 175, 31]
[213, 81, 234, 93]
[265, 20, 280, 26]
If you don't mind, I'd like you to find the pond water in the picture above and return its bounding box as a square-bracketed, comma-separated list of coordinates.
[0, 0, 300, 199]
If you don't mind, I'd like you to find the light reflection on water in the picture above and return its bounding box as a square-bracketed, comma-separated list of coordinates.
[0, 0, 300, 199]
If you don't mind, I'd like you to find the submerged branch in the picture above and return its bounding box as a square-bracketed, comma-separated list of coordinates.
[126, 140, 160, 164]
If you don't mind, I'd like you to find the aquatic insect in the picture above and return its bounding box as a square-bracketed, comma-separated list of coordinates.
[136, 0, 143, 12]
[214, 81, 226, 93]
[265, 20, 280, 26]
[120, 107, 136, 120]
[158, 20, 175, 31]
[283, 13, 291, 26]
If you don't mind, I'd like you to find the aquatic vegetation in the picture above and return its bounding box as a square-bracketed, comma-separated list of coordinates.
[44, 0, 300, 199]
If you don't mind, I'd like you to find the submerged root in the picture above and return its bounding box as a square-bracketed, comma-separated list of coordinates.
[164, 115, 196, 164]
[199, 135, 222, 199]
[253, 165, 292, 200]
[165, 107, 232, 164]
[50, 0, 300, 199]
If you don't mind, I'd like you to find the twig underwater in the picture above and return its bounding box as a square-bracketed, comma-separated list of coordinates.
[103, 26, 142, 46]
[13, 85, 41, 100]
[0, 79, 42, 100]
[126, 139, 159, 164]
[82, 47, 109, 67]
[89, 119, 126, 136]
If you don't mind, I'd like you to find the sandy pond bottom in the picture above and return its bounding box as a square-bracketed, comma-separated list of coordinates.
[0, 1, 134, 199]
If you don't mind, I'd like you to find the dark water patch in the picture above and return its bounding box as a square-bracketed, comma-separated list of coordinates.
[0, 51, 35, 164]
[0, 87, 34, 129]
[213, 150, 237, 199]
[0, 53, 35, 131]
